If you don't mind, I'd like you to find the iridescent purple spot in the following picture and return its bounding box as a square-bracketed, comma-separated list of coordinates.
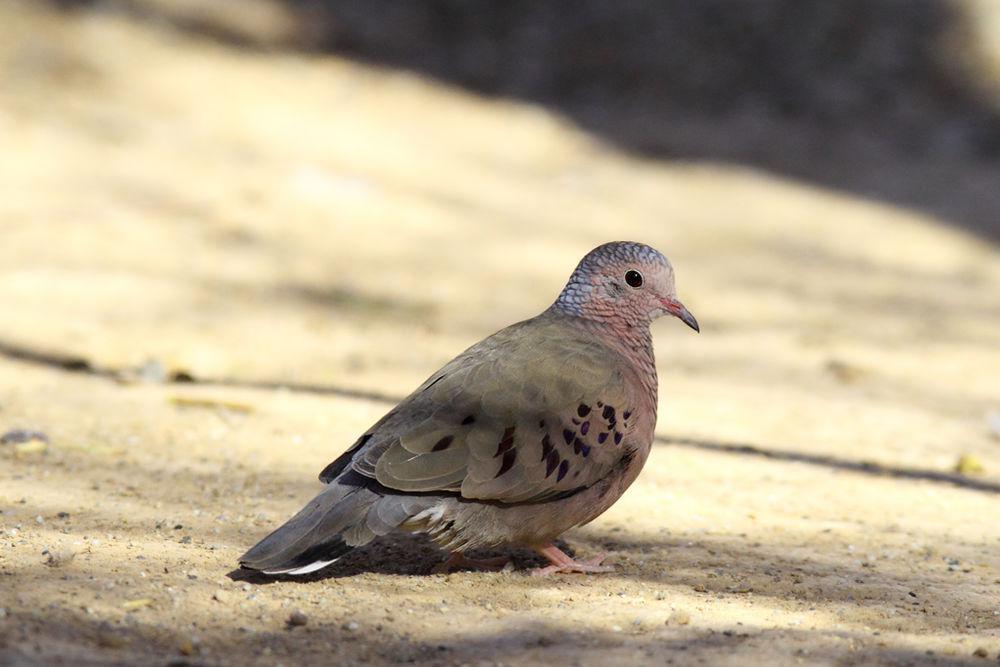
[562, 429, 574, 445]
[597, 432, 608, 444]
[494, 426, 515, 457]
[613, 431, 623, 445]
[557, 460, 569, 482]
[496, 448, 517, 477]
[580, 421, 590, 436]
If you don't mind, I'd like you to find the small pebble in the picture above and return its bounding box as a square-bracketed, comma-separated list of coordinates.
[0, 429, 49, 445]
[288, 611, 308, 627]
[136, 358, 167, 384]
[178, 637, 195, 656]
[955, 454, 985, 476]
[825, 359, 867, 383]
[45, 548, 77, 568]
[344, 621, 359, 631]
[121, 598, 153, 611]
[972, 647, 988, 658]
[668, 609, 691, 626]
[986, 411, 1000, 440]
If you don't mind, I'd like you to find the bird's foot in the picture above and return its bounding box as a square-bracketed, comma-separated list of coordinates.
[432, 551, 510, 574]
[530, 544, 614, 576]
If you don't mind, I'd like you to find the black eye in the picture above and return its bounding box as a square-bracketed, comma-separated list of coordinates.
[624, 270, 643, 288]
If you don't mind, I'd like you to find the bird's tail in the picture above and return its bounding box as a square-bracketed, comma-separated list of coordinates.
[239, 472, 437, 575]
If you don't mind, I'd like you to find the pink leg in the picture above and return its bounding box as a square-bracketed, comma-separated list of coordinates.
[530, 544, 614, 576]
[432, 551, 510, 574]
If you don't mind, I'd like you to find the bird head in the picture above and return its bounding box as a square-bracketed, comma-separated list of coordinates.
[554, 241, 699, 332]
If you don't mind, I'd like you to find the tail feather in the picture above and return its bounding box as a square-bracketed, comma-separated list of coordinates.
[239, 475, 437, 575]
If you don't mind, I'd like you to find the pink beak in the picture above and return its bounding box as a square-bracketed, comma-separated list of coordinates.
[661, 298, 700, 332]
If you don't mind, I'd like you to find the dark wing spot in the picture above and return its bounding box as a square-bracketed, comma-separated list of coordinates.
[597, 432, 608, 444]
[557, 460, 570, 482]
[597, 401, 604, 408]
[545, 450, 560, 477]
[614, 432, 623, 445]
[580, 443, 591, 457]
[540, 434, 553, 461]
[495, 426, 515, 457]
[461, 415, 476, 425]
[580, 421, 590, 436]
[577, 404, 591, 417]
[562, 429, 574, 445]
[602, 405, 615, 421]
[432, 435, 454, 452]
[571, 418, 581, 425]
[623, 410, 632, 420]
[539, 419, 546, 428]
[573, 437, 587, 455]
[496, 448, 517, 477]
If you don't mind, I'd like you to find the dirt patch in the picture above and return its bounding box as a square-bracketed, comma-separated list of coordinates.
[1, 3, 999, 665]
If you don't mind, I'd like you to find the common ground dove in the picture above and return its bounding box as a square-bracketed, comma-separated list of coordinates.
[240, 241, 698, 576]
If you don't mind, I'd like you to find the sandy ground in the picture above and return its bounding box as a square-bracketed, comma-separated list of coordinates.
[1, 2, 1000, 665]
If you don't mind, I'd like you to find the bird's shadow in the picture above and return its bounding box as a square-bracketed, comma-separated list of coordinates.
[226, 533, 564, 584]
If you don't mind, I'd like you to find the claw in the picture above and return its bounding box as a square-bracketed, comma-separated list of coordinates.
[530, 544, 614, 576]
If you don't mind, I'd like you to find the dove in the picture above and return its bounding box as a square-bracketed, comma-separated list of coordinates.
[239, 241, 699, 576]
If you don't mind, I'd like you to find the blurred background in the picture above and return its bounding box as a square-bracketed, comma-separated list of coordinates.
[1, 0, 997, 456]
[1, 1, 999, 664]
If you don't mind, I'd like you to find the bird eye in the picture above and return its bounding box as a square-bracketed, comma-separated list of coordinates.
[624, 269, 643, 288]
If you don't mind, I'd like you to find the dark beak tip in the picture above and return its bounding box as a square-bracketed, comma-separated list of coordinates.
[676, 306, 699, 333]
[662, 297, 699, 333]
